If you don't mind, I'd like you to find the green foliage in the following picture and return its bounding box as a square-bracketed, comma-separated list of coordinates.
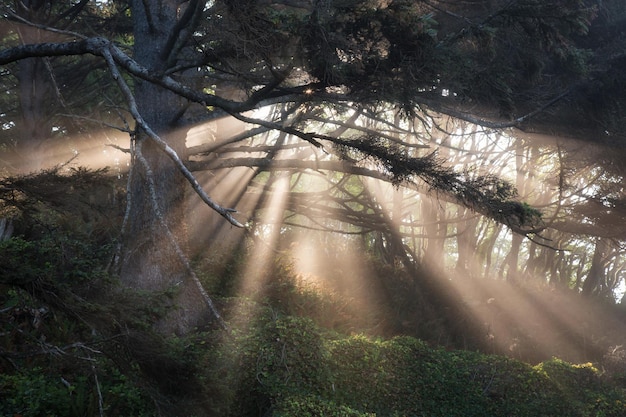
[300, 0, 596, 119]
[0, 234, 111, 287]
[197, 251, 383, 333]
[0, 171, 162, 417]
[0, 365, 152, 417]
[274, 395, 375, 417]
[258, 316, 331, 395]
[2, 207, 622, 417]
[190, 247, 626, 416]
[197, 310, 626, 417]
[0, 166, 123, 242]
[325, 336, 486, 416]
[334, 137, 541, 230]
[2, 220, 626, 417]
[199, 311, 333, 416]
[0, 238, 158, 417]
[536, 358, 626, 416]
[0, 368, 75, 417]
[259, 262, 373, 331]
[1, 168, 624, 417]
[287, 335, 625, 417]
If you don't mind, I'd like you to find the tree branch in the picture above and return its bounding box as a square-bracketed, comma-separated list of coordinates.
[100, 44, 245, 228]
[417, 85, 576, 131]
[134, 142, 228, 329]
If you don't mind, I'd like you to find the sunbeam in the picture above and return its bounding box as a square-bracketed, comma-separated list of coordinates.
[433, 240, 626, 363]
[239, 174, 291, 297]
[5, 128, 129, 174]
[186, 167, 257, 255]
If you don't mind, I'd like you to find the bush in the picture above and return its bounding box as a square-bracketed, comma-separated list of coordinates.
[0, 234, 111, 288]
[536, 358, 626, 417]
[274, 395, 375, 417]
[200, 310, 333, 416]
[0, 365, 152, 417]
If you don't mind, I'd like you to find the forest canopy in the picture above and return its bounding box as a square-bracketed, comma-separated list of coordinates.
[2, 0, 626, 415]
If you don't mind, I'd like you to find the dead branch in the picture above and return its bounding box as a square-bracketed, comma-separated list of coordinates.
[101, 44, 244, 228]
[134, 142, 228, 329]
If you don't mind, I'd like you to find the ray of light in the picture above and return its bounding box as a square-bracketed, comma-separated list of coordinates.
[284, 173, 404, 333]
[5, 128, 130, 174]
[238, 174, 291, 297]
[432, 228, 622, 363]
[186, 166, 258, 254]
[186, 115, 247, 149]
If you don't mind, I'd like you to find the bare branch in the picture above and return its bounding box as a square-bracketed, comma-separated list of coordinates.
[162, 0, 205, 66]
[188, 126, 271, 156]
[6, 10, 87, 39]
[134, 142, 228, 329]
[100, 44, 245, 228]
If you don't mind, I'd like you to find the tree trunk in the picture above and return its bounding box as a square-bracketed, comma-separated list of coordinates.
[582, 238, 608, 297]
[421, 196, 445, 268]
[455, 208, 478, 278]
[500, 233, 521, 281]
[118, 0, 206, 334]
[479, 223, 502, 279]
[14, 1, 53, 171]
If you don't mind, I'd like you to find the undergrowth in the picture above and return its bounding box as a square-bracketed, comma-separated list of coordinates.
[1, 168, 626, 416]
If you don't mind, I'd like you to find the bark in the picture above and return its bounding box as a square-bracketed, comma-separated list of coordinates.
[455, 209, 479, 278]
[16, 56, 51, 170]
[116, 0, 206, 334]
[421, 196, 445, 268]
[500, 233, 522, 281]
[479, 223, 502, 279]
[12, 1, 55, 171]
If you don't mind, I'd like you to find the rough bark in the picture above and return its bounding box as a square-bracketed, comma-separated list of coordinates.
[12, 1, 54, 171]
[117, 0, 206, 334]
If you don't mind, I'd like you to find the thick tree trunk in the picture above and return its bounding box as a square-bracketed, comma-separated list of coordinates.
[118, 0, 207, 334]
[14, 2, 53, 171]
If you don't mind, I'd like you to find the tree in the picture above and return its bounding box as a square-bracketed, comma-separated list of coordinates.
[1, 0, 624, 332]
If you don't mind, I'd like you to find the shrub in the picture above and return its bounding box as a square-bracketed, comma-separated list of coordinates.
[274, 395, 375, 417]
[0, 365, 152, 417]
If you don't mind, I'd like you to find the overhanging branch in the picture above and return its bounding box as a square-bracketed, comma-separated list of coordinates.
[100, 45, 245, 228]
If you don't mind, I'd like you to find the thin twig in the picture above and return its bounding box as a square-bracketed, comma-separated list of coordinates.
[6, 11, 87, 40]
[59, 114, 133, 133]
[93, 365, 104, 417]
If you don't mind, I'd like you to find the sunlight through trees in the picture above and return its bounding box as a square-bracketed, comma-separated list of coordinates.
[2, 0, 626, 415]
